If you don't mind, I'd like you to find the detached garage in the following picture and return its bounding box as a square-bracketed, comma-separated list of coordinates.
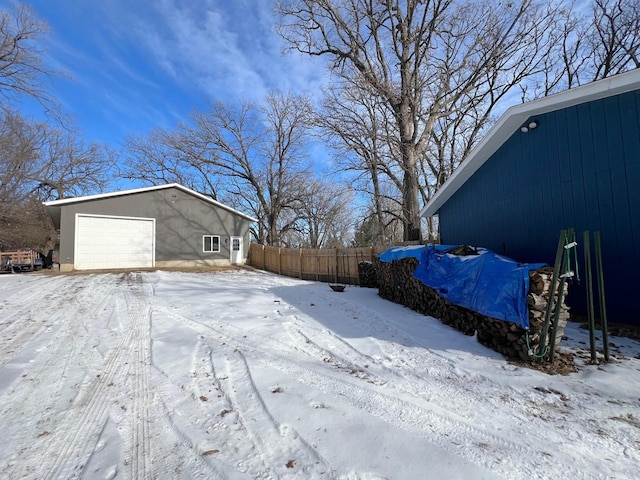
[45, 184, 257, 272]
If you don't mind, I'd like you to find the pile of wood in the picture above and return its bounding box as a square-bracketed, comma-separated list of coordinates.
[358, 261, 378, 288]
[375, 257, 477, 335]
[374, 258, 568, 361]
[477, 267, 568, 360]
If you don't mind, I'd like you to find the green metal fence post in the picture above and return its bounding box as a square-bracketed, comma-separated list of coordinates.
[594, 232, 610, 362]
[583, 231, 597, 363]
[539, 229, 567, 362]
[549, 228, 576, 363]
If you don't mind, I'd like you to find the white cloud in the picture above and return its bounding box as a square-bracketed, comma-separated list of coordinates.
[8, 0, 330, 144]
[112, 0, 326, 103]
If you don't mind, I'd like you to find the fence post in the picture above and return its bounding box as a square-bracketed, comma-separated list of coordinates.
[350, 250, 355, 285]
[299, 248, 303, 279]
[261, 244, 265, 270]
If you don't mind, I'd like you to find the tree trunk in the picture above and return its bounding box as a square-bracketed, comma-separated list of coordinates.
[400, 140, 422, 242]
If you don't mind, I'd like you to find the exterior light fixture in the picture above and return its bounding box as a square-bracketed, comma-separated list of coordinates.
[520, 119, 538, 133]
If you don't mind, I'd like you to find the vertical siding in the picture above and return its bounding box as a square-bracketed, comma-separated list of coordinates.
[57, 187, 252, 266]
[440, 90, 640, 324]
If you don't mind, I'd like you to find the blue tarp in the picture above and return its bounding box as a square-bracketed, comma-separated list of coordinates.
[380, 245, 545, 329]
[377, 245, 426, 263]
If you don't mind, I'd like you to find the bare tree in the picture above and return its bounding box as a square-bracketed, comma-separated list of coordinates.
[126, 91, 326, 246]
[0, 3, 59, 114]
[522, 0, 640, 97]
[278, 0, 567, 241]
[352, 180, 404, 247]
[0, 110, 49, 250]
[34, 127, 117, 201]
[0, 109, 42, 204]
[0, 116, 116, 202]
[316, 77, 403, 245]
[589, 0, 640, 79]
[124, 131, 223, 199]
[0, 110, 115, 250]
[0, 198, 53, 251]
[281, 179, 353, 248]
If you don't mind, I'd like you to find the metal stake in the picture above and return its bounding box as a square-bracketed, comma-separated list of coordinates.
[594, 232, 610, 361]
[583, 231, 597, 363]
[539, 229, 568, 362]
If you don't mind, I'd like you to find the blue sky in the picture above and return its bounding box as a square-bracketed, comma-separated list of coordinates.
[4, 0, 327, 147]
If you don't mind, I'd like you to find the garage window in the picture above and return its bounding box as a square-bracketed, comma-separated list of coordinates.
[203, 235, 220, 252]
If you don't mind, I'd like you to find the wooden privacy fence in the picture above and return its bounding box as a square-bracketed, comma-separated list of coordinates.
[247, 243, 390, 285]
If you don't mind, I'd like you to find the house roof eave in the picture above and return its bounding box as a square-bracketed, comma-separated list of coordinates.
[43, 183, 259, 223]
[420, 68, 640, 218]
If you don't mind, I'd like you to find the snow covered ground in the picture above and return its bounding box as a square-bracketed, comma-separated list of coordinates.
[0, 268, 638, 480]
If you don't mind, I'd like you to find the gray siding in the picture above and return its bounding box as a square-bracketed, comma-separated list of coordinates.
[439, 89, 640, 324]
[58, 186, 252, 266]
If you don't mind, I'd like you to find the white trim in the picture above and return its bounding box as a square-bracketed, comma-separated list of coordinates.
[202, 235, 221, 253]
[74, 213, 156, 270]
[230, 236, 243, 264]
[44, 183, 258, 223]
[420, 68, 640, 218]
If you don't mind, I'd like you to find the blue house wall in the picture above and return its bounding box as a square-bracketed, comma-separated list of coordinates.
[439, 89, 640, 325]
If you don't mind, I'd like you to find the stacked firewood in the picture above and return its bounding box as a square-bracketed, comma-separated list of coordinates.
[358, 261, 378, 288]
[477, 267, 568, 360]
[375, 257, 477, 335]
[374, 258, 568, 361]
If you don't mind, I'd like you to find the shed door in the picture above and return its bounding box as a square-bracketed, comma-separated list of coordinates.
[75, 214, 155, 270]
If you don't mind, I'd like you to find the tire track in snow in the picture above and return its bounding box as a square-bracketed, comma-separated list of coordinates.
[144, 353, 231, 478]
[278, 287, 629, 476]
[126, 273, 153, 480]
[184, 338, 334, 478]
[189, 341, 234, 437]
[280, 287, 514, 418]
[129, 276, 233, 480]
[285, 289, 597, 451]
[220, 349, 334, 479]
[0, 275, 74, 368]
[0, 276, 119, 478]
[151, 299, 589, 480]
[146, 340, 241, 479]
[0, 274, 65, 303]
[150, 393, 229, 480]
[283, 323, 386, 386]
[281, 320, 480, 419]
[18, 273, 153, 480]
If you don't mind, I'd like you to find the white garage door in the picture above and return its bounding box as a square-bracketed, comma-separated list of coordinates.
[75, 214, 155, 270]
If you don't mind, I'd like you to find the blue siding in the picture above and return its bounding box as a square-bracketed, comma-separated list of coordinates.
[439, 89, 640, 325]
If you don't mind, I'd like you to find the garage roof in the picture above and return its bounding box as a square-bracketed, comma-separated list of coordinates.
[44, 183, 258, 229]
[420, 68, 640, 218]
